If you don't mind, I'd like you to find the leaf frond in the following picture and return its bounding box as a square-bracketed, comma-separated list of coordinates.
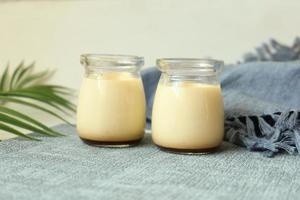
[0, 61, 75, 140]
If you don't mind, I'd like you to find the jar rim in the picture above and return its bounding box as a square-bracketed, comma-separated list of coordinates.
[81, 54, 144, 69]
[156, 58, 224, 74]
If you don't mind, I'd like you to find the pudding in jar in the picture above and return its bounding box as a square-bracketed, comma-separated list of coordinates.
[151, 58, 224, 153]
[77, 54, 146, 147]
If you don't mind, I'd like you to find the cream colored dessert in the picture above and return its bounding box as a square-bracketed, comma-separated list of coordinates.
[77, 72, 146, 142]
[152, 82, 224, 150]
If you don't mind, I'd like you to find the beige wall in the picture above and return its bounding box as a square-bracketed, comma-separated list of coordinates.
[0, 0, 300, 90]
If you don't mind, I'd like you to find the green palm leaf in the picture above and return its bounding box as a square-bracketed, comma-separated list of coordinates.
[0, 123, 39, 141]
[0, 113, 57, 137]
[0, 62, 75, 140]
[0, 107, 64, 136]
[15, 62, 35, 86]
[0, 64, 9, 91]
[9, 61, 24, 90]
[0, 97, 72, 125]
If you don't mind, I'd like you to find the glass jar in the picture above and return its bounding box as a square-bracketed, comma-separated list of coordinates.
[77, 54, 146, 147]
[152, 58, 224, 154]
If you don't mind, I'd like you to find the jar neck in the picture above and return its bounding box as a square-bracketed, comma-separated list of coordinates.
[161, 72, 219, 84]
[157, 58, 223, 77]
[81, 54, 144, 74]
[84, 66, 140, 75]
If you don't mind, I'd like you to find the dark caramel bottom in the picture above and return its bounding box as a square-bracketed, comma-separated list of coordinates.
[80, 137, 142, 148]
[156, 144, 219, 155]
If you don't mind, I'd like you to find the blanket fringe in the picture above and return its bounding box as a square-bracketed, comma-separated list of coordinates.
[225, 110, 300, 157]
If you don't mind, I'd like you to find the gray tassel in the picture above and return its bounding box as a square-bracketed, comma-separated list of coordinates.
[225, 110, 300, 157]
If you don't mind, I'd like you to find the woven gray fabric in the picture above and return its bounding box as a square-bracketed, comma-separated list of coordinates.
[1, 124, 300, 200]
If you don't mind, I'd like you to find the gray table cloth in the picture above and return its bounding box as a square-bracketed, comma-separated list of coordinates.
[1, 124, 300, 200]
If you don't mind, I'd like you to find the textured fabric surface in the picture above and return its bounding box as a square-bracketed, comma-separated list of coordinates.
[221, 61, 300, 115]
[141, 61, 300, 156]
[242, 37, 300, 62]
[221, 62, 300, 157]
[1, 124, 300, 200]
